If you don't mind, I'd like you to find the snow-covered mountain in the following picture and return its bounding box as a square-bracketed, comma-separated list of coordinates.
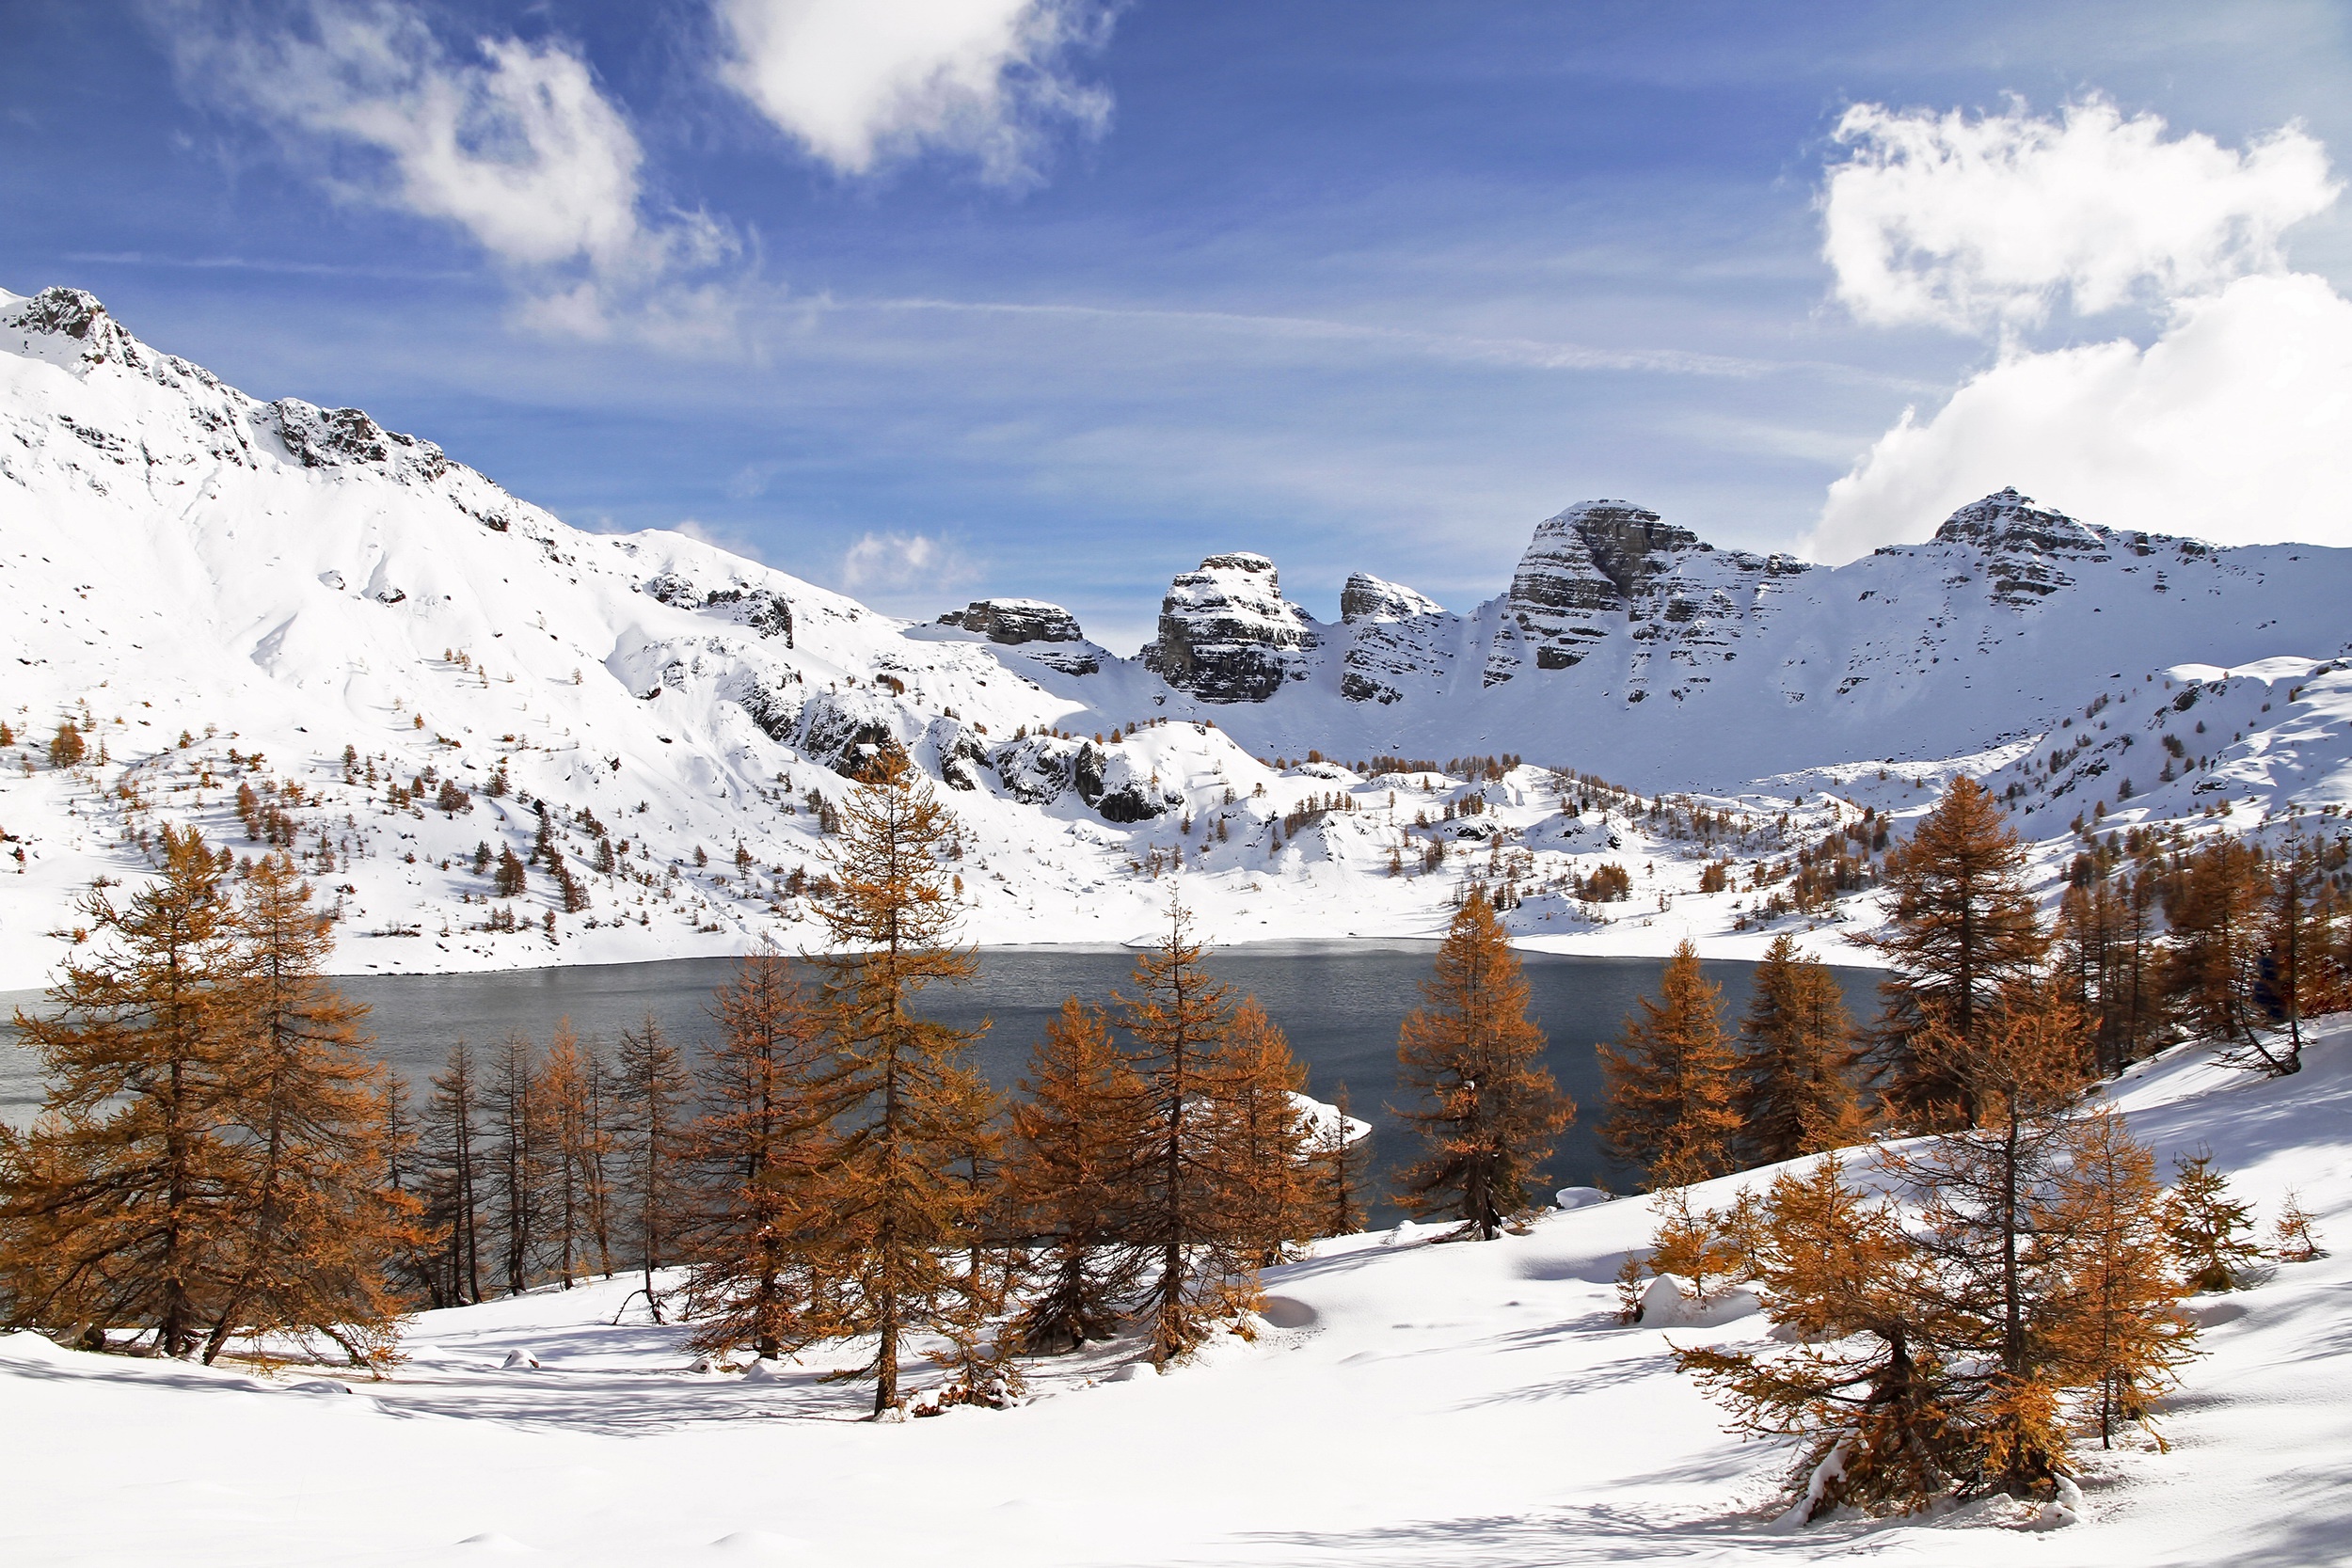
[1064, 492, 2352, 788]
[3, 284, 2347, 987]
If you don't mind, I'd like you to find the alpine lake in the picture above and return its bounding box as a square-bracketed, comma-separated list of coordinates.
[1, 943, 1880, 1220]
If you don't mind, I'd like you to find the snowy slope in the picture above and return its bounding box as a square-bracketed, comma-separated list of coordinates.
[3, 1017, 2347, 1567]
[4, 284, 2350, 990]
[1080, 491, 2352, 789]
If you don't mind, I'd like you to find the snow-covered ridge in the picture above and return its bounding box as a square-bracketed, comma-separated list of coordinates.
[4, 284, 2350, 988]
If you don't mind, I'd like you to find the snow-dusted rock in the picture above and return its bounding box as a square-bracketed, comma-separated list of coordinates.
[938, 597, 1085, 646]
[1144, 552, 1318, 703]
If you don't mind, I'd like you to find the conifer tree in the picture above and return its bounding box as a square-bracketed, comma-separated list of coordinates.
[1879, 983, 2090, 1497]
[803, 750, 992, 1412]
[1601, 939, 1740, 1188]
[381, 1073, 437, 1307]
[1003, 997, 1145, 1354]
[609, 1013, 692, 1322]
[536, 1022, 602, 1288]
[2272, 1190, 2326, 1262]
[421, 1041, 485, 1306]
[1306, 1082, 1368, 1239]
[1213, 998, 1313, 1265]
[682, 940, 828, 1359]
[1858, 777, 2047, 1127]
[2042, 1109, 2200, 1448]
[1676, 1154, 1954, 1520]
[199, 852, 407, 1365]
[1393, 889, 1573, 1239]
[2262, 833, 2338, 1074]
[2163, 838, 2276, 1069]
[2162, 1153, 2261, 1292]
[1736, 934, 1864, 1164]
[485, 1032, 547, 1296]
[2054, 873, 2164, 1076]
[1118, 898, 1262, 1364]
[1, 827, 247, 1354]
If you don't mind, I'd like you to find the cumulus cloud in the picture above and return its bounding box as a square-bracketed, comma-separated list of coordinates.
[1811, 100, 2350, 561]
[713, 0, 1115, 183]
[1813, 274, 2352, 561]
[840, 530, 974, 592]
[1821, 97, 2337, 334]
[158, 0, 738, 338]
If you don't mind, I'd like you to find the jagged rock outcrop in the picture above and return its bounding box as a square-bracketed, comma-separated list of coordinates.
[1144, 552, 1316, 703]
[270, 398, 449, 482]
[938, 597, 1099, 673]
[1338, 572, 1453, 705]
[1482, 501, 1702, 684]
[1927, 487, 2114, 605]
[939, 597, 1083, 644]
[1339, 572, 1441, 624]
[992, 733, 1181, 820]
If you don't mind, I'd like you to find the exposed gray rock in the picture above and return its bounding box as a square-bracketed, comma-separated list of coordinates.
[1144, 552, 1317, 703]
[271, 398, 449, 482]
[795, 689, 905, 778]
[989, 733, 1180, 821]
[1338, 572, 1452, 704]
[1929, 487, 2112, 605]
[938, 597, 1084, 644]
[1339, 572, 1442, 624]
[1483, 500, 1701, 684]
[926, 717, 994, 792]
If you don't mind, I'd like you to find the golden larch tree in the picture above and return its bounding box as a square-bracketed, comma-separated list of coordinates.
[1393, 888, 1575, 1239]
[803, 749, 993, 1413]
[1858, 777, 2047, 1128]
[1601, 938, 1740, 1188]
[2041, 1108, 2200, 1448]
[682, 939, 828, 1359]
[200, 852, 408, 1366]
[1736, 933, 1864, 1164]
[1117, 897, 1259, 1365]
[1212, 998, 1313, 1266]
[1003, 997, 1147, 1354]
[2, 827, 249, 1354]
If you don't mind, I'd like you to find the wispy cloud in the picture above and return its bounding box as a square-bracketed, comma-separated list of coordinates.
[152, 0, 742, 341]
[811, 294, 1801, 379]
[839, 530, 977, 593]
[713, 0, 1117, 185]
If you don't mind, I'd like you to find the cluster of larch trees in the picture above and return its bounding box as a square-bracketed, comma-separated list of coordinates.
[1583, 775, 2333, 1521]
[0, 831, 412, 1364]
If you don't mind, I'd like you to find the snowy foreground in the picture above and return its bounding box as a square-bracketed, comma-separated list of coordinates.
[6, 1022, 2348, 1567]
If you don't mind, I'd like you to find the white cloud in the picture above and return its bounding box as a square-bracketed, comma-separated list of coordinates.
[1813, 99, 2350, 562]
[713, 0, 1114, 183]
[1812, 273, 2352, 562]
[1821, 97, 2337, 334]
[840, 530, 974, 592]
[159, 0, 738, 337]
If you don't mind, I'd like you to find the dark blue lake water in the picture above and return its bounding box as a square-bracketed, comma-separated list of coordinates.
[3, 944, 1881, 1218]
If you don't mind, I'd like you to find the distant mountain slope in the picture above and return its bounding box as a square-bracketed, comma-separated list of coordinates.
[2, 284, 2346, 988]
[1062, 492, 2352, 788]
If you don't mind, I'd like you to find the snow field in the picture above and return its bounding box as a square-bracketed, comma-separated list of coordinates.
[5, 1019, 2348, 1567]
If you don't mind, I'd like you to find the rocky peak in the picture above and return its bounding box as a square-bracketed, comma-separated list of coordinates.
[1144, 551, 1315, 703]
[5, 286, 159, 378]
[270, 398, 449, 483]
[1930, 488, 2111, 604]
[1483, 499, 1706, 684]
[1340, 572, 1443, 624]
[937, 597, 1085, 645]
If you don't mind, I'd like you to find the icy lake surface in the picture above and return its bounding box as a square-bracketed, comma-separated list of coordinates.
[1, 944, 1877, 1212]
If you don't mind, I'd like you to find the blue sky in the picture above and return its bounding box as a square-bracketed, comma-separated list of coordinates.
[6, 1, 2349, 652]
